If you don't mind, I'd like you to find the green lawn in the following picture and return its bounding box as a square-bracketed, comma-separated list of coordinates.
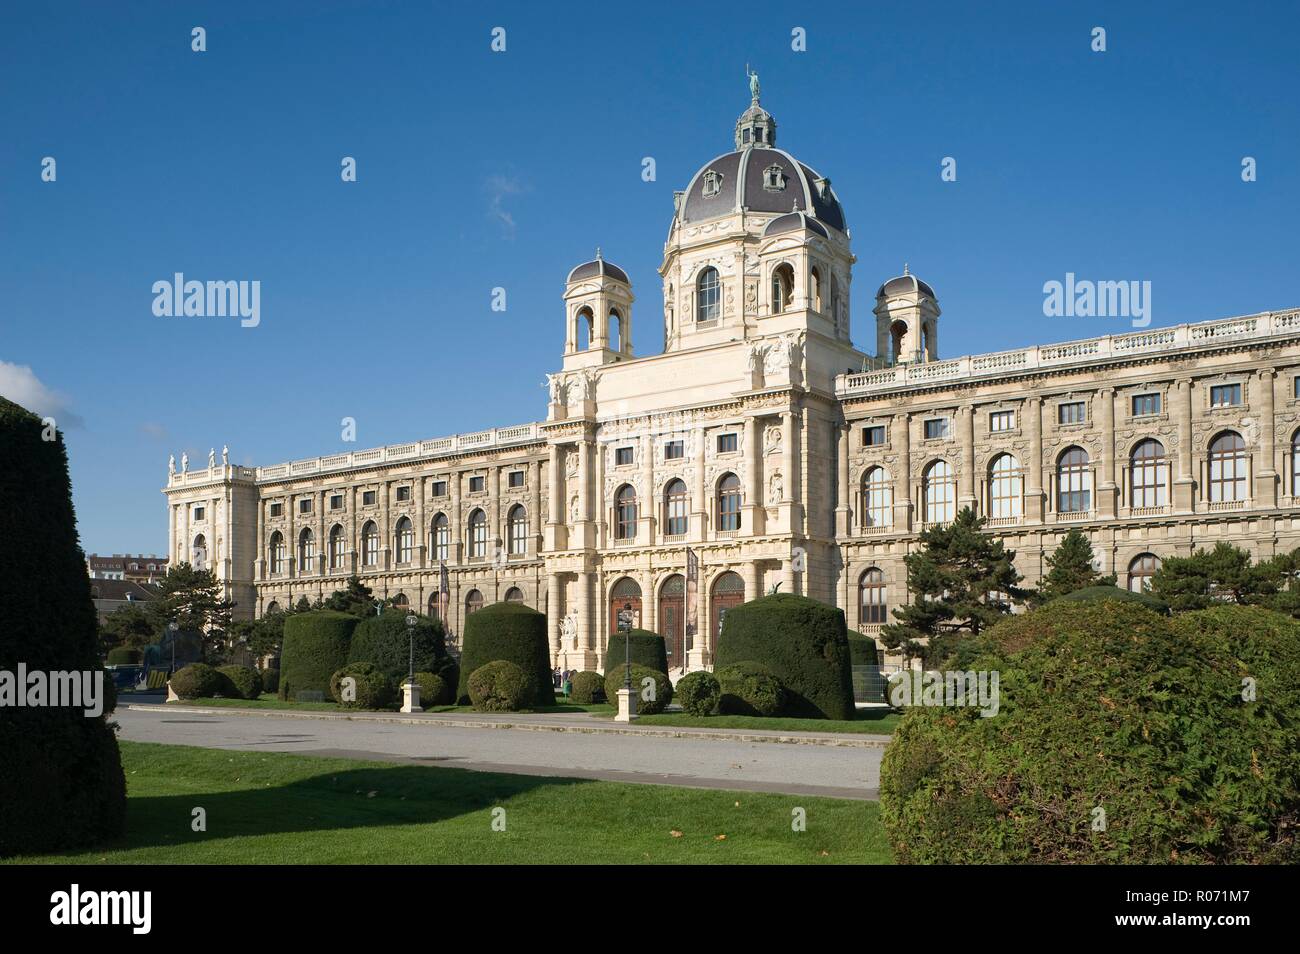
[172, 695, 614, 715]
[616, 709, 900, 735]
[7, 742, 891, 865]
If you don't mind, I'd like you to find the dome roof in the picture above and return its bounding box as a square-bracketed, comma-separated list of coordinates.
[763, 210, 828, 238]
[679, 146, 846, 231]
[877, 271, 936, 300]
[566, 255, 629, 285]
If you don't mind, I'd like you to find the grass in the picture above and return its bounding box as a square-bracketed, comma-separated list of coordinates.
[7, 741, 892, 865]
[172, 695, 614, 715]
[610, 709, 900, 735]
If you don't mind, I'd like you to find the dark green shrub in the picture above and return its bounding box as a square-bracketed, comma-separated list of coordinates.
[569, 670, 605, 704]
[714, 593, 854, 720]
[329, 663, 395, 710]
[603, 664, 672, 715]
[675, 671, 721, 716]
[847, 633, 879, 667]
[456, 603, 553, 706]
[106, 647, 142, 666]
[413, 671, 451, 706]
[348, 611, 450, 682]
[217, 665, 262, 700]
[717, 662, 785, 717]
[1056, 583, 1169, 614]
[468, 660, 531, 712]
[279, 610, 358, 701]
[604, 629, 669, 675]
[260, 667, 279, 694]
[880, 601, 1300, 864]
[169, 662, 225, 699]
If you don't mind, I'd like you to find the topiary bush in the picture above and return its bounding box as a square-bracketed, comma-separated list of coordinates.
[348, 611, 451, 682]
[169, 662, 226, 699]
[468, 660, 532, 712]
[260, 667, 279, 695]
[279, 610, 358, 701]
[569, 670, 605, 704]
[106, 647, 142, 666]
[675, 671, 721, 716]
[714, 593, 854, 720]
[716, 662, 786, 717]
[413, 671, 451, 707]
[846, 633, 879, 667]
[603, 629, 669, 675]
[880, 601, 1300, 864]
[329, 662, 395, 710]
[1055, 583, 1169, 614]
[603, 664, 672, 715]
[456, 603, 554, 706]
[217, 665, 262, 700]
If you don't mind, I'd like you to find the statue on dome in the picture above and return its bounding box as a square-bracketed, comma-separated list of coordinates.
[747, 66, 760, 103]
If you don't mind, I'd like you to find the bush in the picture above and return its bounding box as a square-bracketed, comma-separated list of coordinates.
[717, 662, 786, 717]
[217, 665, 262, 700]
[348, 611, 450, 682]
[846, 633, 879, 667]
[603, 664, 672, 715]
[456, 603, 554, 706]
[329, 663, 395, 710]
[260, 667, 279, 694]
[413, 671, 450, 707]
[169, 662, 225, 699]
[468, 661, 532, 712]
[714, 593, 854, 720]
[879, 601, 1300, 864]
[279, 610, 358, 701]
[675, 671, 721, 716]
[604, 629, 669, 675]
[569, 670, 605, 704]
[1055, 583, 1169, 614]
[106, 647, 142, 666]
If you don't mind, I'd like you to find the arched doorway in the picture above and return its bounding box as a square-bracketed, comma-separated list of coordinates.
[609, 577, 642, 640]
[659, 575, 685, 667]
[711, 571, 745, 652]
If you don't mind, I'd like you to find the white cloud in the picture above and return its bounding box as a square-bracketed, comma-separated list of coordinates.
[485, 174, 528, 239]
[140, 421, 168, 440]
[0, 360, 82, 427]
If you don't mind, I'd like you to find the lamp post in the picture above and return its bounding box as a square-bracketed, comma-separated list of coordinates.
[401, 612, 422, 713]
[168, 620, 179, 673]
[622, 602, 632, 690]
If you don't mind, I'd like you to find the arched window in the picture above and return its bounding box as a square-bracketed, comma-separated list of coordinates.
[269, 531, 285, 574]
[862, 466, 891, 528]
[771, 264, 794, 314]
[265, 601, 280, 615]
[1208, 431, 1247, 502]
[297, 528, 315, 573]
[660, 574, 687, 663]
[615, 485, 637, 540]
[507, 505, 527, 554]
[431, 513, 449, 562]
[859, 568, 887, 625]
[609, 576, 643, 638]
[361, 521, 379, 567]
[1057, 447, 1092, 514]
[922, 460, 955, 524]
[811, 266, 822, 313]
[608, 309, 621, 351]
[394, 516, 413, 564]
[989, 454, 1022, 519]
[467, 509, 487, 557]
[1293, 431, 1300, 495]
[391, 593, 409, 610]
[890, 320, 907, 363]
[504, 586, 524, 604]
[192, 533, 207, 568]
[576, 306, 593, 350]
[427, 591, 443, 621]
[696, 267, 720, 322]
[328, 524, 345, 569]
[717, 473, 742, 532]
[1130, 439, 1168, 508]
[465, 589, 483, 615]
[711, 571, 745, 642]
[1128, 553, 1161, 593]
[664, 479, 688, 536]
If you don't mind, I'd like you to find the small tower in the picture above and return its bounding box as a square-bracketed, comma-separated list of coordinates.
[562, 250, 634, 371]
[875, 266, 940, 365]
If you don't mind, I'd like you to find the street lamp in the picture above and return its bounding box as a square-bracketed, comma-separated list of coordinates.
[405, 613, 418, 684]
[168, 620, 179, 673]
[401, 613, 422, 713]
[622, 602, 632, 691]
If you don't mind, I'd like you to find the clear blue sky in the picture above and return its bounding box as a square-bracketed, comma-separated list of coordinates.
[1, 0, 1296, 555]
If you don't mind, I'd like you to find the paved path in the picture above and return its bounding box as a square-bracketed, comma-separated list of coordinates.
[116, 704, 883, 800]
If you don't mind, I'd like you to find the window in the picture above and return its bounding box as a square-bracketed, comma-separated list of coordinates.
[615, 446, 634, 466]
[269, 531, 285, 574]
[615, 485, 637, 540]
[1294, 432, 1300, 495]
[862, 467, 891, 528]
[361, 521, 379, 566]
[924, 418, 949, 440]
[329, 494, 343, 511]
[507, 505, 527, 554]
[1208, 431, 1247, 502]
[811, 267, 822, 313]
[1058, 401, 1086, 425]
[990, 411, 1015, 433]
[1132, 393, 1161, 416]
[465, 589, 484, 615]
[1211, 383, 1242, 407]
[664, 479, 688, 536]
[297, 498, 311, 515]
[716, 433, 738, 454]
[396, 486, 411, 502]
[922, 460, 955, 524]
[431, 514, 449, 561]
[269, 502, 283, 517]
[193, 506, 205, 521]
[989, 454, 1022, 519]
[664, 440, 684, 461]
[701, 170, 723, 198]
[431, 480, 447, 497]
[859, 568, 887, 625]
[1057, 447, 1092, 513]
[298, 528, 315, 572]
[771, 264, 794, 313]
[1128, 553, 1161, 593]
[717, 473, 742, 532]
[763, 163, 785, 191]
[508, 470, 525, 489]
[862, 425, 886, 447]
[1130, 439, 1168, 508]
[696, 268, 720, 322]
[468, 509, 487, 557]
[328, 525, 345, 569]
[394, 517, 414, 563]
[362, 491, 377, 506]
[469, 475, 485, 493]
[1295, 377, 1300, 400]
[504, 587, 524, 604]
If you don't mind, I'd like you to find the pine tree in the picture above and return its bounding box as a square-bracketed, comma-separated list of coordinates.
[323, 575, 377, 617]
[1151, 541, 1300, 612]
[148, 561, 235, 658]
[1034, 528, 1116, 603]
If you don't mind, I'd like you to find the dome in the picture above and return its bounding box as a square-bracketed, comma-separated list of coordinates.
[679, 146, 846, 231]
[876, 270, 936, 300]
[763, 210, 828, 239]
[566, 254, 629, 285]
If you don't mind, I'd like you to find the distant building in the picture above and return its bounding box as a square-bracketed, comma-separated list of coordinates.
[86, 553, 169, 584]
[89, 578, 160, 622]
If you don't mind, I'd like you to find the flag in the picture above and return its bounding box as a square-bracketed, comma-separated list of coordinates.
[685, 547, 699, 649]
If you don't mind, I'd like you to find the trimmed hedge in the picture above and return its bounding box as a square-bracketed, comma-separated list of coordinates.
[715, 593, 855, 720]
[260, 667, 279, 694]
[717, 662, 786, 717]
[569, 670, 605, 704]
[675, 671, 721, 716]
[348, 611, 450, 682]
[106, 647, 142, 666]
[847, 633, 879, 667]
[170, 662, 226, 699]
[468, 660, 531, 712]
[456, 603, 554, 706]
[413, 671, 451, 707]
[603, 664, 672, 715]
[329, 663, 395, 710]
[279, 610, 358, 701]
[880, 601, 1300, 864]
[217, 665, 262, 700]
[604, 629, 669, 675]
[1056, 583, 1169, 614]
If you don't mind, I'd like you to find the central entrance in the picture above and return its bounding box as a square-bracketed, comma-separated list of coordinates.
[609, 576, 642, 648]
[659, 574, 685, 667]
[711, 571, 745, 656]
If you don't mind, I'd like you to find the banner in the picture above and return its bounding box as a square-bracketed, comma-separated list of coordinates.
[685, 547, 699, 651]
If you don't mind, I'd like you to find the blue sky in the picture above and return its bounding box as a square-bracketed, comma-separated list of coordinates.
[1, 0, 1296, 555]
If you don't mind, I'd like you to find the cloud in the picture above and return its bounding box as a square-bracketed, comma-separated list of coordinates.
[485, 174, 528, 239]
[140, 421, 169, 440]
[0, 361, 82, 427]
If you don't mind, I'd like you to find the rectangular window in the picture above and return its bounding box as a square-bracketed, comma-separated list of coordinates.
[1132, 393, 1161, 416]
[989, 411, 1015, 433]
[395, 486, 410, 502]
[862, 425, 886, 447]
[1058, 401, 1086, 425]
[362, 491, 376, 506]
[508, 470, 524, 488]
[924, 418, 949, 440]
[431, 480, 447, 497]
[1210, 383, 1242, 407]
[193, 506, 205, 521]
[329, 494, 343, 511]
[717, 433, 738, 454]
[298, 498, 312, 514]
[664, 440, 684, 460]
[269, 502, 283, 517]
[1294, 377, 1300, 399]
[615, 447, 634, 466]
[469, 475, 485, 493]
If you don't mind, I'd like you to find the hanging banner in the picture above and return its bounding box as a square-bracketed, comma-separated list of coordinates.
[685, 547, 699, 650]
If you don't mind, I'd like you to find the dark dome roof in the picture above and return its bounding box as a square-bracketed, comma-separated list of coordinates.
[679, 146, 846, 232]
[876, 273, 936, 300]
[567, 257, 629, 284]
[763, 210, 828, 238]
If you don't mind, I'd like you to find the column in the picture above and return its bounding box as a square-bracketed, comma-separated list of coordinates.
[743, 561, 760, 601]
[1025, 397, 1043, 522]
[892, 413, 912, 530]
[576, 439, 592, 550]
[1256, 369, 1278, 505]
[959, 405, 976, 512]
[545, 444, 563, 551]
[780, 410, 797, 532]
[692, 426, 707, 542]
[168, 503, 178, 569]
[488, 464, 501, 559]
[641, 433, 656, 544]
[287, 492, 296, 580]
[529, 459, 542, 554]
[1099, 387, 1117, 518]
[743, 415, 762, 535]
[450, 472, 463, 563]
[253, 501, 264, 582]
[548, 571, 564, 659]
[415, 477, 426, 569]
[835, 423, 850, 535]
[379, 481, 391, 570]
[579, 570, 598, 666]
[1174, 379, 1195, 512]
